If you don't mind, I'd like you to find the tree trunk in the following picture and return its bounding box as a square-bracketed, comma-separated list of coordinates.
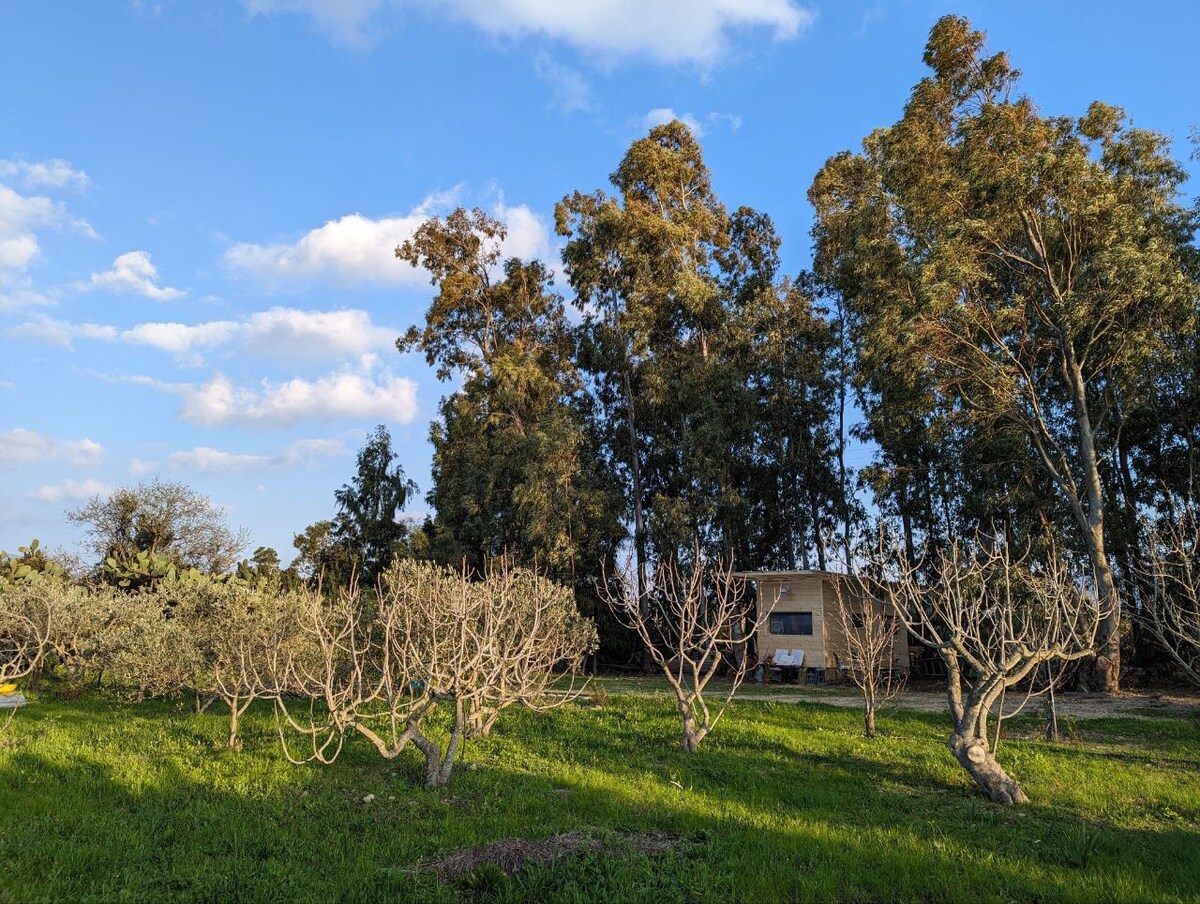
[948, 731, 1029, 805]
[679, 703, 706, 752]
[864, 706, 876, 738]
[228, 702, 241, 749]
[1066, 354, 1121, 693]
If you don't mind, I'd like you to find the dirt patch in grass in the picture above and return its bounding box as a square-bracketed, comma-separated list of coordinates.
[422, 830, 682, 880]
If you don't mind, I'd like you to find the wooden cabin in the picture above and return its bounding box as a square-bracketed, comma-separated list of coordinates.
[732, 570, 910, 676]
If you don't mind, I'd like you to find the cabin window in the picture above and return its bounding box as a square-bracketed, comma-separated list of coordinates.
[769, 612, 813, 635]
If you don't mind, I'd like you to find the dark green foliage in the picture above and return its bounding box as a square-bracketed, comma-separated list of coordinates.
[397, 207, 624, 655]
[809, 15, 1199, 688]
[332, 425, 418, 584]
[290, 428, 418, 589]
[290, 518, 358, 588]
[557, 122, 845, 576]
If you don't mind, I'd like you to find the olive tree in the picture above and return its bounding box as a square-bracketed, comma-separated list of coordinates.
[271, 559, 596, 788]
[879, 540, 1104, 804]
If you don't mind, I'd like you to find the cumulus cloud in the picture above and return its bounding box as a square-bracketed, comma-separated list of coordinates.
[135, 368, 418, 427]
[642, 108, 744, 137]
[29, 478, 115, 503]
[225, 191, 552, 288]
[0, 429, 104, 469]
[0, 158, 91, 191]
[0, 184, 57, 271]
[85, 251, 186, 300]
[8, 317, 118, 348]
[644, 107, 705, 136]
[245, 0, 814, 64]
[10, 306, 399, 363]
[0, 170, 98, 310]
[167, 437, 347, 473]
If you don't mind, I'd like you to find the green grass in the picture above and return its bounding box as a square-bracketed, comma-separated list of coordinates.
[0, 690, 1197, 903]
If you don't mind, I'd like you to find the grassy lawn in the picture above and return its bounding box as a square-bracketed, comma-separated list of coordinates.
[0, 691, 1197, 903]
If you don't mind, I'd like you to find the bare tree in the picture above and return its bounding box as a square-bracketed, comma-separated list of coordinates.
[601, 552, 770, 752]
[0, 577, 53, 725]
[826, 572, 907, 738]
[271, 559, 595, 788]
[877, 540, 1104, 804]
[151, 578, 310, 747]
[1139, 512, 1200, 687]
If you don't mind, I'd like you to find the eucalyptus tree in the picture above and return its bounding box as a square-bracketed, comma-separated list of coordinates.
[396, 207, 621, 593]
[743, 275, 844, 570]
[810, 15, 1197, 690]
[557, 121, 829, 577]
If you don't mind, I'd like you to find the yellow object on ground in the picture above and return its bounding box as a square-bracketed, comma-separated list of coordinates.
[0, 683, 18, 695]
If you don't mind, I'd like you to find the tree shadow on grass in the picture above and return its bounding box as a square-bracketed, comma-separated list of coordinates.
[1, 696, 1197, 903]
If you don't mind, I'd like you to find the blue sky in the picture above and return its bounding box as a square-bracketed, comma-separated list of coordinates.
[2, 1, 1197, 565]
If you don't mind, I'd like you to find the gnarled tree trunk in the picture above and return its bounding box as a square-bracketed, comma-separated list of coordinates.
[948, 718, 1028, 805]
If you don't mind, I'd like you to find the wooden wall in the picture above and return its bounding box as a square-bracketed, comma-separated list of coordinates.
[754, 573, 910, 671]
[754, 574, 827, 668]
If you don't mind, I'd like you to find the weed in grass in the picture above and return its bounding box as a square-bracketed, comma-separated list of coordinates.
[460, 862, 510, 898]
[1060, 824, 1105, 869]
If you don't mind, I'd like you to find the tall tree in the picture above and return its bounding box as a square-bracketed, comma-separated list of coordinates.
[557, 122, 783, 575]
[331, 425, 417, 585]
[396, 208, 621, 622]
[810, 15, 1197, 690]
[743, 273, 845, 570]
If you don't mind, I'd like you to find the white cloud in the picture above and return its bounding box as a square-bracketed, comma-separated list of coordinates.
[239, 307, 397, 359]
[8, 317, 118, 348]
[167, 437, 346, 473]
[245, 0, 814, 64]
[642, 109, 744, 137]
[0, 158, 90, 191]
[494, 202, 555, 265]
[85, 251, 186, 301]
[0, 172, 97, 310]
[140, 369, 418, 427]
[0, 287, 54, 312]
[29, 478, 115, 503]
[121, 319, 239, 354]
[644, 107, 705, 136]
[0, 185, 55, 271]
[0, 429, 104, 469]
[129, 457, 158, 477]
[11, 306, 399, 363]
[225, 191, 552, 287]
[534, 53, 592, 113]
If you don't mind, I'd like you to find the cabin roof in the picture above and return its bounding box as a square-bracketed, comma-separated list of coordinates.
[730, 570, 840, 580]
